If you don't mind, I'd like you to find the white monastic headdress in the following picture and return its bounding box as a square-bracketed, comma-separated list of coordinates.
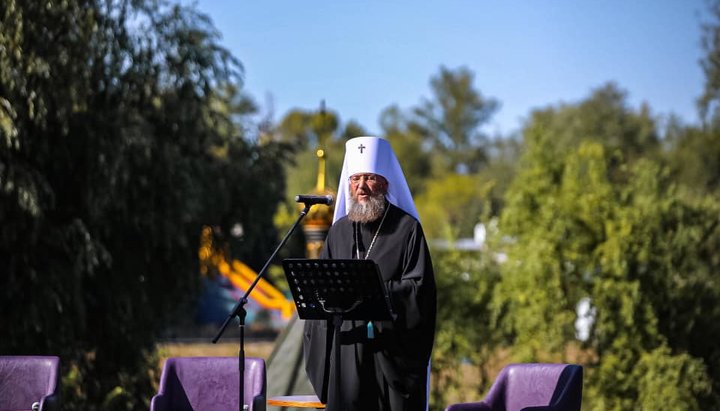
[333, 136, 419, 223]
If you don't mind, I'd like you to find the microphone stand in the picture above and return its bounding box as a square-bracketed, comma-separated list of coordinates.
[212, 204, 312, 411]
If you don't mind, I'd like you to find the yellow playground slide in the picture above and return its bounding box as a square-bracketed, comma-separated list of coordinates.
[217, 258, 295, 320]
[199, 226, 295, 320]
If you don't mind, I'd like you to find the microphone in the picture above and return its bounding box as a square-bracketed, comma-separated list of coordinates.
[295, 194, 334, 206]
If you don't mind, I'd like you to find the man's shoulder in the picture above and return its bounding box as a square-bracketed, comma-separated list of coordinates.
[333, 214, 352, 226]
[386, 202, 429, 239]
[329, 215, 353, 232]
[388, 202, 420, 225]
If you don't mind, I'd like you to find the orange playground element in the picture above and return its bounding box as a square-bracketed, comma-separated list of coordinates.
[199, 227, 295, 320]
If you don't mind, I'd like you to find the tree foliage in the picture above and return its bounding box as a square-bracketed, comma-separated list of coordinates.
[0, 1, 287, 409]
[494, 85, 720, 409]
[378, 67, 511, 241]
[4, 1, 720, 410]
[415, 173, 493, 239]
[662, 122, 720, 195]
[429, 249, 502, 408]
[699, 0, 720, 125]
[413, 66, 499, 174]
[380, 104, 434, 194]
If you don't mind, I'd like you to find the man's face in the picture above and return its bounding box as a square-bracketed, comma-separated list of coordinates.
[349, 173, 388, 203]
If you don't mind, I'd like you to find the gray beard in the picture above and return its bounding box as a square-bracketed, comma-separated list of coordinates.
[347, 193, 386, 223]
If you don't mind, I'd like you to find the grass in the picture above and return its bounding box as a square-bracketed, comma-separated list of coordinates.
[157, 340, 276, 362]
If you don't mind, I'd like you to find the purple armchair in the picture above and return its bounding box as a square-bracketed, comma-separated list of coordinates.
[445, 363, 583, 411]
[0, 355, 60, 411]
[150, 356, 266, 411]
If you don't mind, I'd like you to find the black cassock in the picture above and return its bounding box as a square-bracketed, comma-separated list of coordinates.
[303, 202, 437, 411]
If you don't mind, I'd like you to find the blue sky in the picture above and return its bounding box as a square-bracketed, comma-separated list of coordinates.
[192, 1, 709, 136]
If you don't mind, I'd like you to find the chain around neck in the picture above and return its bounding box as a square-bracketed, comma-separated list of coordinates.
[355, 204, 390, 260]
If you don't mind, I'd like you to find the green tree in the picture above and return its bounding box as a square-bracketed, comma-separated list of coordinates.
[415, 173, 493, 239]
[0, 1, 287, 409]
[636, 345, 711, 411]
[662, 121, 720, 195]
[519, 83, 658, 173]
[495, 86, 719, 409]
[412, 66, 499, 175]
[269, 104, 365, 263]
[377, 67, 510, 236]
[273, 105, 344, 197]
[586, 158, 718, 410]
[665, 0, 720, 198]
[699, 0, 720, 125]
[475, 136, 522, 216]
[666, 0, 720, 198]
[429, 248, 502, 410]
[379, 104, 433, 194]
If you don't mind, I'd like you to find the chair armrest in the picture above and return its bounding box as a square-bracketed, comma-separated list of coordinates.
[522, 400, 580, 411]
[150, 393, 170, 411]
[252, 394, 266, 411]
[523, 365, 583, 411]
[39, 393, 60, 411]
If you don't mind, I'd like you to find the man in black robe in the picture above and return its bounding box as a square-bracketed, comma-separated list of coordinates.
[303, 136, 437, 411]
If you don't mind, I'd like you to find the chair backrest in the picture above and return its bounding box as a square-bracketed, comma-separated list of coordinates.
[0, 356, 60, 411]
[496, 363, 582, 411]
[153, 356, 266, 411]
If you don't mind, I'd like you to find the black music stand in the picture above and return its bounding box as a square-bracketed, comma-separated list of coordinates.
[282, 258, 395, 410]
